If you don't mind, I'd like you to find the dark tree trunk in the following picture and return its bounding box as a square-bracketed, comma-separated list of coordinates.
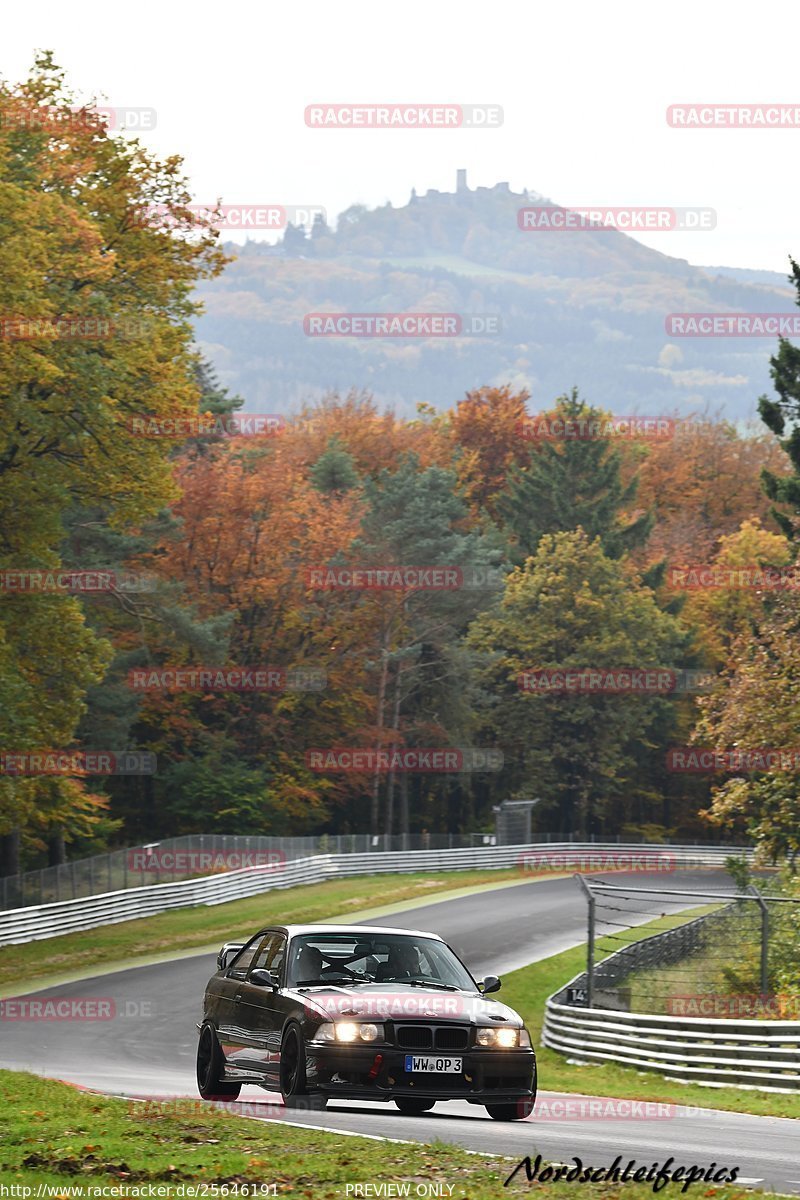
[48, 828, 67, 866]
[0, 830, 21, 877]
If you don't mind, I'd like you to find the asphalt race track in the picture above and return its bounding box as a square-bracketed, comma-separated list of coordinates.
[2, 870, 799, 1192]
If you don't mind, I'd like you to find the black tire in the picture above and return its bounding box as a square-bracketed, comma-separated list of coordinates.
[279, 1025, 327, 1110]
[395, 1098, 436, 1115]
[196, 1023, 241, 1101]
[485, 1095, 535, 1121]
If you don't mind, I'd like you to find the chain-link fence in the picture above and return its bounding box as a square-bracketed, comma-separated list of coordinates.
[0, 831, 503, 910]
[0, 828, 744, 911]
[566, 878, 800, 1018]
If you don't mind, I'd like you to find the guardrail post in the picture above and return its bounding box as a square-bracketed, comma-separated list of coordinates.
[575, 874, 595, 1007]
[749, 883, 769, 994]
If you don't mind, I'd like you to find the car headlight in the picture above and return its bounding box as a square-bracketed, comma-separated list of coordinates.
[476, 1026, 520, 1048]
[519, 1027, 532, 1048]
[313, 1021, 385, 1044]
[496, 1026, 519, 1047]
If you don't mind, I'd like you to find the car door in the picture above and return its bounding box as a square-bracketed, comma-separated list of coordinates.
[235, 932, 288, 1083]
[216, 933, 272, 1073]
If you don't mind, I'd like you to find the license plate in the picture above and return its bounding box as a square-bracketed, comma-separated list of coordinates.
[404, 1054, 462, 1073]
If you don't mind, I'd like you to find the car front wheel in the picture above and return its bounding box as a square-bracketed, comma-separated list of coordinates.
[485, 1095, 535, 1121]
[196, 1023, 241, 1101]
[280, 1025, 327, 1110]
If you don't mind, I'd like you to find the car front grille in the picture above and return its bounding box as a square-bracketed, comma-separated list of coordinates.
[396, 1025, 433, 1049]
[434, 1026, 469, 1050]
[395, 1024, 469, 1051]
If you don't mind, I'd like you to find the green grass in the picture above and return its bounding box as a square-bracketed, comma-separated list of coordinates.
[0, 869, 526, 993]
[0, 1069, 773, 1197]
[499, 914, 800, 1121]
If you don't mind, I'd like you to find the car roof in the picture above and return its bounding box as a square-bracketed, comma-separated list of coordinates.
[258, 924, 445, 940]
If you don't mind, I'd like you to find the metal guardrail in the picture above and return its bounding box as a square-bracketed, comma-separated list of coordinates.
[543, 899, 800, 1093]
[543, 990, 800, 1092]
[0, 841, 744, 948]
[2, 829, 749, 911]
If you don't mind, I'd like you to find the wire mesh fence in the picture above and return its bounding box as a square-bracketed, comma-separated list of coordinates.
[565, 877, 800, 1018]
[0, 832, 488, 910]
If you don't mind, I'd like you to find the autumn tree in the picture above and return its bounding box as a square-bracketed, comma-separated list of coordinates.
[468, 529, 689, 837]
[696, 590, 800, 864]
[635, 418, 788, 567]
[340, 455, 504, 834]
[449, 385, 532, 517]
[760, 258, 800, 541]
[0, 55, 224, 871]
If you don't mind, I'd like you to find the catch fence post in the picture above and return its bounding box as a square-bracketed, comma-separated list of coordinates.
[576, 874, 595, 1008]
[749, 884, 769, 995]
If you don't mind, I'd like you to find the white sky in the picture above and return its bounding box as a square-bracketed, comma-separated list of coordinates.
[3, 0, 798, 272]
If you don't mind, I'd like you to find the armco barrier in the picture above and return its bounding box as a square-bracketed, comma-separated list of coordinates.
[543, 988, 800, 1092]
[0, 842, 746, 947]
[542, 897, 800, 1093]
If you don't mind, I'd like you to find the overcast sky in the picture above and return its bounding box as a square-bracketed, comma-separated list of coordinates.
[3, 0, 798, 273]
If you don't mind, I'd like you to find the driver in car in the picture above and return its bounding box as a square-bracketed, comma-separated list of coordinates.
[293, 943, 324, 983]
[379, 943, 422, 980]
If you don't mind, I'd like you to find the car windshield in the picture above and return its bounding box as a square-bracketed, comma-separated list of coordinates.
[286, 932, 476, 990]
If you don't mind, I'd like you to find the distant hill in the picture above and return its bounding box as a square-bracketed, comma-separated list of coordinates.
[193, 174, 795, 419]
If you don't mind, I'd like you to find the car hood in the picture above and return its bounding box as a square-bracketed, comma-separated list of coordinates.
[286, 983, 522, 1025]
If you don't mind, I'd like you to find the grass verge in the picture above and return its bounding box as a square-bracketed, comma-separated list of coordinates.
[0, 869, 525, 994]
[0, 1069, 772, 1197]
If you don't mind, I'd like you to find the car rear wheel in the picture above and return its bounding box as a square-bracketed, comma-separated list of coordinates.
[196, 1023, 241, 1101]
[280, 1025, 327, 1110]
[485, 1096, 535, 1121]
[394, 1098, 436, 1115]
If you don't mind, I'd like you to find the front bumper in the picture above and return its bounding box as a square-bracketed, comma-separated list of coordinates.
[302, 1042, 536, 1103]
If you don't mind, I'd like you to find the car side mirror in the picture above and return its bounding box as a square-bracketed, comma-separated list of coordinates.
[217, 941, 245, 971]
[479, 975, 501, 994]
[250, 968, 280, 989]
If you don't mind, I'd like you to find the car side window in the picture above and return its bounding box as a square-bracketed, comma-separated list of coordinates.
[249, 933, 286, 979]
[228, 933, 268, 980]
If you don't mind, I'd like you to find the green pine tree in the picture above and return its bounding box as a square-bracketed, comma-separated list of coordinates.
[496, 390, 654, 560]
